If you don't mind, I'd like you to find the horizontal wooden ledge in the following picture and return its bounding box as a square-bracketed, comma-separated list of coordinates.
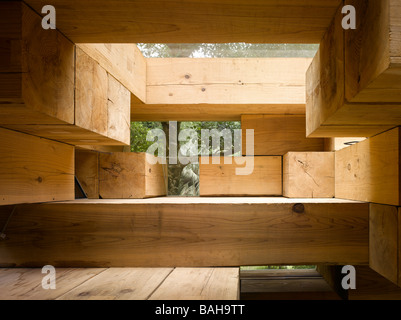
[0, 197, 369, 268]
[50, 197, 366, 205]
[131, 104, 306, 122]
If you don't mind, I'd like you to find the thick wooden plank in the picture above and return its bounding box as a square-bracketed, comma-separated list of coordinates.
[0, 2, 75, 125]
[335, 128, 401, 206]
[58, 268, 173, 300]
[146, 58, 310, 105]
[77, 44, 146, 103]
[0, 198, 369, 267]
[131, 104, 306, 122]
[345, 0, 401, 103]
[348, 266, 401, 300]
[199, 156, 282, 196]
[0, 268, 105, 300]
[75, 149, 99, 199]
[2, 124, 129, 146]
[24, 0, 341, 43]
[75, 48, 131, 145]
[306, 0, 401, 137]
[0, 127, 74, 205]
[242, 115, 325, 156]
[99, 152, 166, 199]
[370, 204, 399, 285]
[283, 152, 334, 198]
[148, 268, 239, 300]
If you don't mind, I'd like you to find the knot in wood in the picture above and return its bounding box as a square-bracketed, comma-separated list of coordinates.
[292, 203, 305, 214]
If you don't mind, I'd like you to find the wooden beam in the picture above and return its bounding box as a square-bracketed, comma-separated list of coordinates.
[23, 0, 342, 43]
[370, 204, 399, 286]
[146, 58, 310, 105]
[3, 48, 131, 146]
[345, 0, 401, 103]
[77, 43, 147, 103]
[0, 127, 74, 206]
[0, 1, 75, 125]
[99, 152, 167, 199]
[242, 115, 325, 156]
[306, 0, 401, 138]
[0, 198, 369, 267]
[0, 3, 131, 146]
[335, 128, 401, 206]
[75, 48, 131, 145]
[199, 156, 282, 196]
[283, 152, 334, 198]
[131, 104, 306, 122]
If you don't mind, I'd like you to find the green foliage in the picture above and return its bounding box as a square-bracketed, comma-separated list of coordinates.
[130, 121, 162, 154]
[137, 43, 318, 58]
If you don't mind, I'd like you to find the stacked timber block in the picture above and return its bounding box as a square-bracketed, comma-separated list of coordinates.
[283, 152, 334, 198]
[99, 152, 167, 199]
[241, 115, 325, 156]
[0, 198, 369, 267]
[306, 0, 401, 138]
[0, 2, 132, 146]
[334, 127, 401, 289]
[0, 127, 74, 205]
[207, 114, 323, 197]
[335, 127, 401, 206]
[75, 151, 167, 199]
[199, 156, 282, 196]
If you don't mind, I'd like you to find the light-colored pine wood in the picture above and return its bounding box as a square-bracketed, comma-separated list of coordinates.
[131, 104, 306, 122]
[199, 156, 282, 196]
[23, 0, 342, 43]
[75, 48, 131, 146]
[99, 152, 166, 199]
[0, 268, 105, 300]
[369, 204, 399, 285]
[2, 124, 129, 146]
[58, 268, 173, 300]
[345, 0, 401, 103]
[0, 128, 74, 205]
[146, 58, 311, 105]
[0, 198, 369, 267]
[242, 115, 325, 156]
[0, 2, 75, 125]
[148, 268, 239, 300]
[75, 149, 99, 199]
[77, 43, 146, 103]
[306, 0, 401, 138]
[283, 152, 334, 198]
[335, 128, 401, 206]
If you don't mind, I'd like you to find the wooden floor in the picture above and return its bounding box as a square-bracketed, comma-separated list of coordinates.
[0, 267, 239, 300]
